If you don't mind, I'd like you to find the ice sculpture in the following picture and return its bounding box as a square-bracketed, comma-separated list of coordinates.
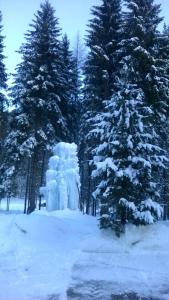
[41, 142, 80, 211]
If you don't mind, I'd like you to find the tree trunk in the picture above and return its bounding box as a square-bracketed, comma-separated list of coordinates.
[39, 149, 46, 210]
[27, 150, 39, 214]
[24, 157, 31, 214]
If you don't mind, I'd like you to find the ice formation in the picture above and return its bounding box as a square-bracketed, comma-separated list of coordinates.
[41, 142, 80, 211]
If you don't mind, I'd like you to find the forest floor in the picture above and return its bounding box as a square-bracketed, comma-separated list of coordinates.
[0, 199, 169, 300]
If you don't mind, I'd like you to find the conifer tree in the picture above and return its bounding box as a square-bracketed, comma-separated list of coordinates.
[92, 79, 166, 234]
[85, 0, 122, 100]
[123, 0, 169, 116]
[0, 11, 7, 113]
[91, 0, 169, 231]
[157, 24, 169, 208]
[123, 0, 169, 213]
[61, 34, 79, 141]
[0, 11, 8, 197]
[1, 1, 68, 213]
[79, 0, 122, 214]
[73, 33, 84, 104]
[0, 10, 7, 138]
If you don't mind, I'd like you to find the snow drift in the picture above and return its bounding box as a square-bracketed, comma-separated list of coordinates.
[0, 210, 169, 299]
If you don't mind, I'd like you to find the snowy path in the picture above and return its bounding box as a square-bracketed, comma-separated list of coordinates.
[67, 251, 169, 299]
[0, 210, 169, 299]
[67, 222, 169, 300]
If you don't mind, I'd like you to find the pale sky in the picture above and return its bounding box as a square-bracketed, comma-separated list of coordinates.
[1, 0, 169, 74]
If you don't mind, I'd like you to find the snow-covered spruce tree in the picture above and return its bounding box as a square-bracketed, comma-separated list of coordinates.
[72, 34, 84, 145]
[122, 0, 169, 116]
[157, 24, 169, 211]
[73, 33, 84, 105]
[2, 1, 68, 213]
[121, 0, 169, 215]
[84, 0, 122, 104]
[79, 0, 122, 214]
[0, 11, 7, 113]
[61, 34, 79, 142]
[0, 11, 8, 198]
[93, 81, 167, 234]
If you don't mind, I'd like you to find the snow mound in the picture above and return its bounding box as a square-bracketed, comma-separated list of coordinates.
[0, 210, 95, 300]
[0, 210, 169, 299]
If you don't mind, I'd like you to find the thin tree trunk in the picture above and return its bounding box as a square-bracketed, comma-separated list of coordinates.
[24, 157, 31, 214]
[27, 150, 38, 214]
[6, 194, 11, 211]
[85, 164, 91, 215]
[39, 150, 46, 210]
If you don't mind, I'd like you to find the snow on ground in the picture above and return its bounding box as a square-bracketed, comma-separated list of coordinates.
[69, 222, 169, 300]
[0, 197, 25, 213]
[0, 206, 169, 299]
[0, 209, 95, 300]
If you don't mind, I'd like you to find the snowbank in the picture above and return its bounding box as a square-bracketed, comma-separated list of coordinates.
[0, 210, 169, 299]
[0, 197, 24, 212]
[0, 210, 95, 300]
